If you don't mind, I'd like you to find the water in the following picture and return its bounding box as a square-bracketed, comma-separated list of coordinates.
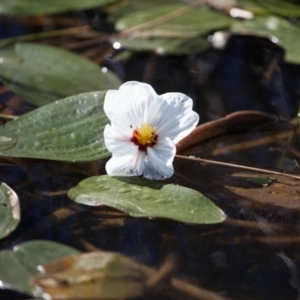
[0, 8, 300, 300]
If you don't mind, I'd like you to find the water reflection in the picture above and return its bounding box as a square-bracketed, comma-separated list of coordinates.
[0, 112, 299, 299]
[0, 11, 300, 300]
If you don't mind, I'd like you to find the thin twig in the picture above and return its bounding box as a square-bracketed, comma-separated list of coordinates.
[225, 219, 297, 235]
[146, 254, 176, 288]
[37, 190, 67, 196]
[215, 236, 300, 245]
[0, 113, 17, 120]
[138, 261, 229, 300]
[175, 154, 300, 181]
[0, 25, 93, 46]
[171, 278, 230, 300]
[116, 0, 207, 39]
[263, 54, 281, 82]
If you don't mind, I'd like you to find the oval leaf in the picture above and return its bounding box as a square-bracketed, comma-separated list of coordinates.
[0, 182, 20, 240]
[115, 5, 233, 37]
[1, 91, 110, 162]
[111, 4, 232, 55]
[107, 0, 183, 23]
[0, 240, 79, 295]
[68, 175, 226, 224]
[0, 0, 116, 16]
[31, 251, 145, 300]
[237, 0, 300, 18]
[0, 43, 121, 106]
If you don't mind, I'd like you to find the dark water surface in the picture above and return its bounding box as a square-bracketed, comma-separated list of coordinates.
[0, 10, 300, 300]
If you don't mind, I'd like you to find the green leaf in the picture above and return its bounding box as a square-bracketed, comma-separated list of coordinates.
[246, 177, 275, 186]
[31, 251, 145, 299]
[68, 175, 226, 224]
[1, 91, 110, 162]
[0, 43, 121, 106]
[107, 0, 189, 23]
[0, 240, 79, 295]
[115, 5, 233, 37]
[0, 0, 116, 16]
[237, 0, 300, 18]
[113, 37, 210, 54]
[231, 16, 300, 64]
[0, 182, 20, 240]
[110, 4, 232, 55]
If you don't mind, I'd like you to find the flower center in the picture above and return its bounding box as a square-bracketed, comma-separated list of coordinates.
[130, 123, 158, 151]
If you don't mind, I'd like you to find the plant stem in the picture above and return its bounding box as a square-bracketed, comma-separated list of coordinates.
[175, 154, 300, 181]
[0, 113, 17, 120]
[0, 25, 92, 46]
[116, 0, 208, 38]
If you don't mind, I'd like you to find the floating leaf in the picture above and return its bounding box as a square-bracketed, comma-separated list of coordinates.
[31, 251, 145, 300]
[232, 16, 300, 64]
[0, 43, 121, 106]
[0, 240, 79, 295]
[111, 4, 233, 54]
[1, 91, 110, 162]
[68, 175, 226, 224]
[246, 177, 275, 186]
[0, 0, 116, 16]
[112, 37, 210, 55]
[115, 5, 233, 37]
[0, 182, 20, 240]
[237, 0, 300, 18]
[107, 0, 184, 23]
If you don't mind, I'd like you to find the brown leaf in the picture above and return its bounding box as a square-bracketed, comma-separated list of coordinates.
[30, 251, 145, 300]
[219, 172, 300, 209]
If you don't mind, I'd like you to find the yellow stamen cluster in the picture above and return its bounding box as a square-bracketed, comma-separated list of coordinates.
[133, 124, 157, 148]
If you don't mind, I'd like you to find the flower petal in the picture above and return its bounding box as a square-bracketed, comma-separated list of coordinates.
[104, 125, 136, 156]
[104, 81, 158, 127]
[104, 91, 137, 137]
[103, 81, 199, 181]
[147, 92, 199, 143]
[143, 137, 175, 180]
[105, 151, 146, 177]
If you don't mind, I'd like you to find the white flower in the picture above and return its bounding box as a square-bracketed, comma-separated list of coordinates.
[103, 81, 199, 180]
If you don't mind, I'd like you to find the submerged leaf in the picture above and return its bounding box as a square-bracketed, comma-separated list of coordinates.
[0, 0, 116, 16]
[0, 43, 121, 106]
[68, 175, 226, 224]
[246, 177, 275, 186]
[1, 92, 110, 162]
[31, 251, 145, 299]
[0, 241, 79, 295]
[219, 173, 300, 209]
[0, 182, 20, 240]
